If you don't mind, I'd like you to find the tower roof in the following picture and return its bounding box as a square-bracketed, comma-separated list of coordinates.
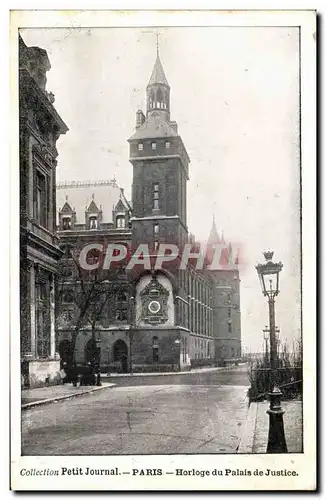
[207, 215, 221, 244]
[128, 115, 178, 141]
[147, 54, 169, 87]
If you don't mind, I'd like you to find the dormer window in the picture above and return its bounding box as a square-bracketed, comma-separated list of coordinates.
[89, 216, 98, 230]
[116, 216, 125, 229]
[165, 141, 170, 149]
[138, 143, 143, 151]
[151, 142, 157, 150]
[62, 217, 71, 231]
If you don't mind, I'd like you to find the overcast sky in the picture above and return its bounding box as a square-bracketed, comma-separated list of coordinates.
[21, 26, 301, 352]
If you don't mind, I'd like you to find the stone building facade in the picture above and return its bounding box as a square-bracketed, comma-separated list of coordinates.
[56, 50, 241, 373]
[19, 34, 68, 387]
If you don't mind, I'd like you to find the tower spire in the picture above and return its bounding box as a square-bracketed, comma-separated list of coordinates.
[146, 44, 170, 121]
[208, 215, 221, 245]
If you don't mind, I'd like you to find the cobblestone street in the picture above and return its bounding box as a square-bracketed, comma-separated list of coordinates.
[22, 365, 249, 455]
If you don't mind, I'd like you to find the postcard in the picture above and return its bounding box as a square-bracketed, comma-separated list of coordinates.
[10, 8, 316, 491]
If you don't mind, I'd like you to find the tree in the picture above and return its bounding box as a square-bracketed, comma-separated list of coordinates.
[56, 242, 120, 363]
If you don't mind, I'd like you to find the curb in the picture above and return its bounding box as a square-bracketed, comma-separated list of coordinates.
[237, 402, 258, 454]
[21, 383, 115, 410]
[104, 364, 246, 378]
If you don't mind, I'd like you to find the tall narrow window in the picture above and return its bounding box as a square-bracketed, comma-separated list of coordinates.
[36, 171, 47, 227]
[153, 184, 159, 210]
[165, 141, 170, 149]
[151, 142, 157, 150]
[116, 216, 125, 228]
[89, 216, 98, 229]
[115, 290, 128, 321]
[154, 223, 159, 234]
[138, 143, 143, 151]
[62, 217, 71, 230]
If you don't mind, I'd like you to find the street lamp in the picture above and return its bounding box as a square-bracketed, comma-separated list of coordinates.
[256, 251, 287, 453]
[263, 326, 280, 365]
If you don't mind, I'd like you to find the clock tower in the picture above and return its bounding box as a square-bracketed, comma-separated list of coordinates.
[128, 49, 190, 252]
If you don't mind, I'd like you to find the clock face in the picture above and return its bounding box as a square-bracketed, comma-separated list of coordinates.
[148, 300, 161, 314]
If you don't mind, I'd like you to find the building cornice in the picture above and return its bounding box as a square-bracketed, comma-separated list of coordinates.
[26, 228, 63, 261]
[20, 68, 69, 134]
[57, 229, 132, 238]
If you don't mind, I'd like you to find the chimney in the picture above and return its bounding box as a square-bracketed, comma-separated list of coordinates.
[136, 110, 146, 129]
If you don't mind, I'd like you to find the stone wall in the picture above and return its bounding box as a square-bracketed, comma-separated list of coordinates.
[27, 359, 61, 388]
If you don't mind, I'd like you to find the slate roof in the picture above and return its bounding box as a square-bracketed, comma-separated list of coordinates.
[147, 54, 169, 87]
[56, 180, 129, 225]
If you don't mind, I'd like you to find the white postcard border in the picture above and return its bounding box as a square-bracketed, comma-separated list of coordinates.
[10, 9, 316, 491]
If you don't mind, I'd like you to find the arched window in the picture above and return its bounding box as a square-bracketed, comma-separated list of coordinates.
[62, 217, 71, 230]
[157, 88, 163, 106]
[89, 216, 98, 229]
[116, 216, 125, 228]
[149, 90, 155, 108]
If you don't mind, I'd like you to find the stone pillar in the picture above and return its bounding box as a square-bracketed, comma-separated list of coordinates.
[50, 274, 56, 358]
[207, 291, 210, 336]
[48, 171, 53, 232]
[30, 263, 36, 356]
[202, 291, 204, 336]
[200, 283, 203, 335]
[204, 288, 207, 335]
[198, 287, 201, 335]
[29, 140, 35, 219]
[190, 276, 194, 332]
[196, 281, 200, 334]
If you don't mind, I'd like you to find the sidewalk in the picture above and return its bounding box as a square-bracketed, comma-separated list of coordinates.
[238, 398, 303, 453]
[21, 382, 115, 410]
[105, 363, 247, 378]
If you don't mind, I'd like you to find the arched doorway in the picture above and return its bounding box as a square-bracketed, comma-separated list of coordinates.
[113, 339, 128, 373]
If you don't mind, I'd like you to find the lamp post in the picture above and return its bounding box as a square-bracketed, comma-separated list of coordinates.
[95, 337, 102, 386]
[256, 251, 287, 453]
[275, 329, 281, 359]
